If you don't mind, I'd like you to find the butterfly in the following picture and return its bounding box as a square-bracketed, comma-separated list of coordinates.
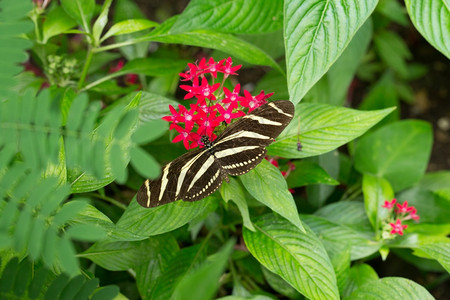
[137, 100, 294, 208]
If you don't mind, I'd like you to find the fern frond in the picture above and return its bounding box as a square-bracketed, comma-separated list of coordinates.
[0, 257, 120, 299]
[0, 0, 33, 99]
[0, 150, 107, 276]
[0, 89, 141, 190]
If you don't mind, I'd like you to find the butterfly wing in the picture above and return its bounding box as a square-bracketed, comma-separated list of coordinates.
[213, 100, 294, 176]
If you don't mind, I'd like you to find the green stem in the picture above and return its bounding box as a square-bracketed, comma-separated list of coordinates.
[77, 47, 94, 90]
[87, 192, 127, 210]
[94, 39, 139, 53]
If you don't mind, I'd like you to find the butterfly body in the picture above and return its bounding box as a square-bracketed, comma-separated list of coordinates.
[137, 100, 294, 208]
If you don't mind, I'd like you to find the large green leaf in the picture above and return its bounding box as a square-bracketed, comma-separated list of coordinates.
[60, 0, 95, 32]
[345, 277, 435, 300]
[405, 0, 450, 59]
[171, 0, 283, 34]
[137, 17, 279, 70]
[414, 241, 450, 273]
[220, 177, 255, 231]
[286, 160, 339, 188]
[305, 19, 373, 106]
[116, 196, 213, 236]
[243, 214, 339, 300]
[285, 0, 378, 104]
[80, 235, 178, 271]
[171, 240, 234, 300]
[342, 264, 378, 298]
[42, 6, 77, 43]
[268, 103, 394, 158]
[240, 160, 303, 231]
[302, 214, 380, 260]
[354, 120, 433, 191]
[150, 244, 207, 300]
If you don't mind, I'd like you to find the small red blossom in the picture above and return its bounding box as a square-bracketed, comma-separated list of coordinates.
[179, 62, 199, 81]
[204, 57, 225, 78]
[196, 110, 223, 139]
[222, 57, 241, 76]
[407, 208, 420, 221]
[216, 104, 245, 124]
[172, 124, 197, 150]
[396, 201, 413, 214]
[222, 84, 242, 109]
[382, 198, 397, 209]
[125, 73, 139, 85]
[390, 219, 408, 235]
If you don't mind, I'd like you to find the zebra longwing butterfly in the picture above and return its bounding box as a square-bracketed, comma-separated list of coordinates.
[137, 100, 294, 208]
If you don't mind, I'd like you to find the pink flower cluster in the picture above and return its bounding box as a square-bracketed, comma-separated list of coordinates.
[382, 199, 420, 236]
[163, 57, 274, 150]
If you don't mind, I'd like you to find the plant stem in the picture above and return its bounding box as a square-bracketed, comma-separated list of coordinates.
[78, 47, 94, 90]
[87, 192, 127, 210]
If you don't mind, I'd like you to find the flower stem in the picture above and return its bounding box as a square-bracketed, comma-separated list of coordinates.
[78, 47, 94, 90]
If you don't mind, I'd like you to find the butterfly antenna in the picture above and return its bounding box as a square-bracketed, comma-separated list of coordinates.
[297, 116, 302, 151]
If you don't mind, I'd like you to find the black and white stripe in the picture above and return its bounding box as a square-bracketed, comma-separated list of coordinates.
[137, 100, 295, 208]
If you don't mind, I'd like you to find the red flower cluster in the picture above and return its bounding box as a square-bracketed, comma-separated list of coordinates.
[110, 60, 139, 85]
[163, 57, 274, 149]
[382, 198, 419, 236]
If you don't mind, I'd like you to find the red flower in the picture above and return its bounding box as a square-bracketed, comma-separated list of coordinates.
[390, 219, 408, 235]
[180, 77, 201, 99]
[162, 104, 185, 129]
[179, 62, 199, 81]
[265, 157, 279, 168]
[240, 90, 273, 112]
[198, 77, 220, 101]
[407, 208, 420, 221]
[204, 57, 225, 78]
[222, 57, 241, 77]
[196, 110, 223, 139]
[110, 60, 124, 73]
[216, 104, 245, 124]
[222, 84, 241, 109]
[382, 198, 397, 209]
[172, 124, 197, 150]
[396, 201, 413, 214]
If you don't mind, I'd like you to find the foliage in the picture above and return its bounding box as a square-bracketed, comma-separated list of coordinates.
[0, 0, 449, 299]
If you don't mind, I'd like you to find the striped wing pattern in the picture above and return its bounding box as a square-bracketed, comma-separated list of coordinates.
[137, 100, 294, 208]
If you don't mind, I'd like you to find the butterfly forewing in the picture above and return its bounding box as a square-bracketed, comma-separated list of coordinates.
[213, 101, 294, 174]
[136, 100, 295, 208]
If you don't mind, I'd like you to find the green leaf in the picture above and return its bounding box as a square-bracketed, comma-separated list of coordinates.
[306, 19, 373, 106]
[376, 0, 409, 26]
[141, 17, 279, 69]
[171, 0, 283, 34]
[374, 31, 412, 76]
[130, 147, 160, 179]
[268, 103, 395, 158]
[80, 235, 178, 271]
[66, 223, 107, 241]
[71, 204, 146, 241]
[302, 214, 380, 261]
[240, 160, 303, 231]
[405, 0, 450, 59]
[172, 240, 235, 300]
[91, 285, 120, 300]
[362, 174, 394, 232]
[42, 6, 78, 43]
[139, 92, 179, 122]
[116, 196, 212, 236]
[60, 0, 95, 32]
[220, 177, 255, 231]
[243, 214, 339, 300]
[132, 119, 168, 144]
[102, 19, 158, 41]
[261, 267, 302, 299]
[119, 57, 188, 77]
[285, 0, 378, 103]
[345, 277, 434, 300]
[418, 171, 450, 191]
[286, 161, 339, 188]
[150, 244, 207, 300]
[414, 241, 450, 273]
[354, 120, 433, 191]
[342, 264, 378, 298]
[92, 0, 113, 45]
